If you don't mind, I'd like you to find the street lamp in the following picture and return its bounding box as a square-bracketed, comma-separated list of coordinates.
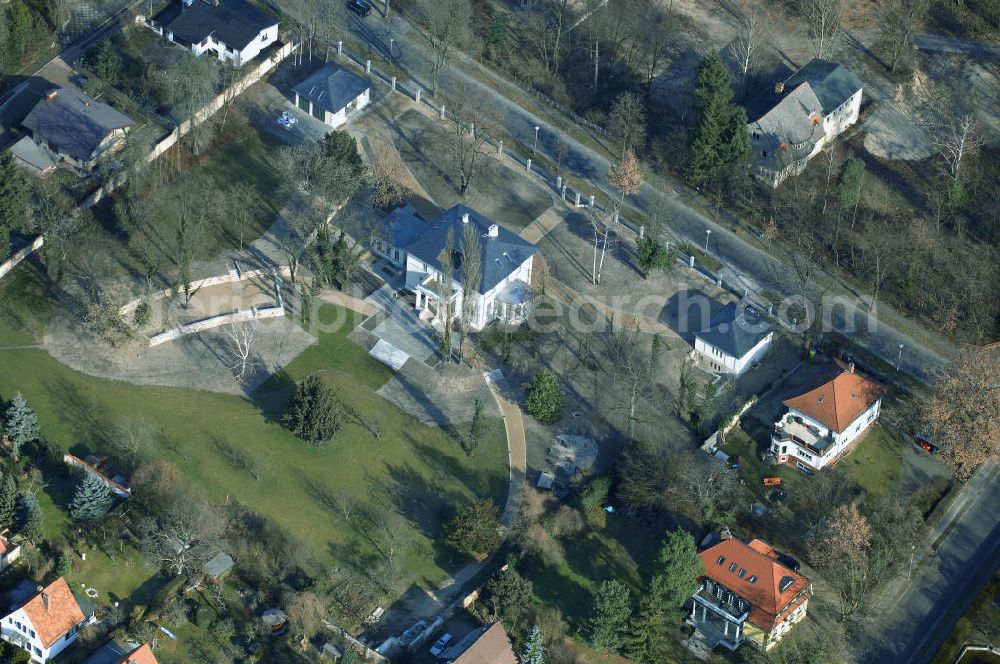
[907, 544, 915, 579]
[704, 228, 711, 252]
[532, 126, 540, 155]
[389, 38, 395, 61]
[896, 343, 904, 371]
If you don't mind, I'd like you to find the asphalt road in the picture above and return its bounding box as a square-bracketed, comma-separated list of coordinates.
[854, 464, 1000, 663]
[329, 8, 954, 382]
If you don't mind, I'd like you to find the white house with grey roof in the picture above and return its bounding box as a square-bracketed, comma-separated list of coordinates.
[746, 60, 863, 187]
[154, 0, 278, 66]
[398, 205, 537, 330]
[693, 302, 773, 376]
[292, 63, 370, 128]
[20, 87, 133, 174]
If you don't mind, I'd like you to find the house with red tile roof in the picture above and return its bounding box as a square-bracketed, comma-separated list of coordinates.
[690, 535, 813, 651]
[770, 362, 883, 472]
[1, 577, 95, 662]
[439, 622, 517, 664]
[114, 643, 158, 664]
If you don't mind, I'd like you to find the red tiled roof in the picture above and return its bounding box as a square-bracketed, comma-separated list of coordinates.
[20, 577, 86, 648]
[699, 538, 811, 632]
[117, 644, 158, 664]
[784, 365, 882, 433]
[453, 622, 518, 664]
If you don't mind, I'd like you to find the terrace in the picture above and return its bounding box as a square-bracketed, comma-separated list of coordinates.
[771, 414, 834, 456]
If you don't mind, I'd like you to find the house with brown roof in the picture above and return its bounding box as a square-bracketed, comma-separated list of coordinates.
[439, 622, 517, 664]
[115, 643, 158, 664]
[770, 362, 883, 472]
[83, 640, 158, 664]
[1, 577, 95, 662]
[690, 535, 813, 651]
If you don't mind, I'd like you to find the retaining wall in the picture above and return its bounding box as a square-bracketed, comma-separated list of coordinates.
[148, 305, 285, 347]
[119, 265, 292, 317]
[0, 236, 44, 282]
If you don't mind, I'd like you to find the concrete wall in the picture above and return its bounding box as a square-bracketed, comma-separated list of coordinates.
[0, 236, 44, 283]
[118, 266, 292, 317]
[148, 305, 285, 347]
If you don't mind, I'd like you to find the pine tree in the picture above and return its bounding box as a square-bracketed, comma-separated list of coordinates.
[524, 370, 563, 424]
[70, 472, 113, 523]
[624, 597, 669, 664]
[686, 53, 749, 187]
[590, 579, 633, 653]
[4, 392, 39, 459]
[0, 152, 31, 256]
[650, 529, 704, 618]
[522, 624, 546, 664]
[0, 475, 16, 528]
[17, 492, 43, 544]
[57, 550, 72, 577]
[463, 398, 486, 456]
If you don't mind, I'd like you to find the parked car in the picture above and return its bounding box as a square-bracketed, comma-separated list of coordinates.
[915, 435, 940, 455]
[429, 633, 453, 656]
[767, 489, 787, 503]
[347, 0, 372, 17]
[776, 553, 801, 572]
[762, 476, 781, 486]
[276, 111, 298, 128]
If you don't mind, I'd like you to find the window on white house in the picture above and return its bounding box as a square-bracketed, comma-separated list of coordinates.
[261, 33, 267, 42]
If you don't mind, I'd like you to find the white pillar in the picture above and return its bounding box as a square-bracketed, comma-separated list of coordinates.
[556, 176, 562, 189]
[365, 59, 371, 73]
[589, 195, 595, 207]
[724, 620, 729, 636]
[701, 606, 707, 622]
[526, 158, 532, 172]
[440, 104, 446, 119]
[497, 140, 503, 155]
[391, 76, 396, 91]
[689, 255, 695, 268]
[415, 89, 421, 104]
[639, 225, 645, 239]
[574, 192, 581, 207]
[337, 41, 343, 55]
[561, 185, 567, 200]
[415, 291, 422, 308]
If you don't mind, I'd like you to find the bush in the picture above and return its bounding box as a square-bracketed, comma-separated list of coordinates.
[636, 236, 675, 276]
[581, 475, 612, 510]
[445, 499, 501, 557]
[133, 300, 151, 328]
[12, 649, 31, 664]
[282, 375, 343, 446]
[195, 603, 215, 628]
[524, 369, 562, 424]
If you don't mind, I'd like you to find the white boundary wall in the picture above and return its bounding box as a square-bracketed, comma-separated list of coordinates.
[0, 236, 44, 282]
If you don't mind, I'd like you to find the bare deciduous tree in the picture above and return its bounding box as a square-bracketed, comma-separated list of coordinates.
[608, 325, 662, 442]
[441, 91, 499, 197]
[421, 0, 472, 94]
[801, 0, 843, 59]
[609, 92, 646, 159]
[112, 415, 156, 474]
[728, 8, 766, 85]
[587, 207, 616, 285]
[932, 113, 983, 181]
[521, 0, 573, 76]
[139, 499, 223, 576]
[878, 0, 931, 73]
[223, 318, 260, 383]
[366, 142, 408, 210]
[458, 220, 482, 360]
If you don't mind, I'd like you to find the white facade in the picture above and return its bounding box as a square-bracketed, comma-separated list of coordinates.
[694, 332, 773, 376]
[294, 87, 370, 128]
[2, 608, 84, 663]
[164, 23, 277, 66]
[406, 253, 534, 331]
[772, 398, 881, 471]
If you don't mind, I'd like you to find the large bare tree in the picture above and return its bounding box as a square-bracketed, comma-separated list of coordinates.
[366, 142, 408, 210]
[521, 0, 573, 76]
[441, 91, 499, 197]
[421, 0, 472, 94]
[223, 317, 261, 383]
[458, 220, 482, 360]
[878, 0, 931, 73]
[728, 8, 767, 86]
[932, 112, 983, 182]
[138, 498, 223, 576]
[801, 0, 843, 59]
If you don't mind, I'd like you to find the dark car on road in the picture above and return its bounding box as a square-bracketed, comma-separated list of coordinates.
[347, 0, 372, 16]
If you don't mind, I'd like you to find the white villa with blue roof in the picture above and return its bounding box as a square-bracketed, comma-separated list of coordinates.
[747, 59, 864, 187]
[371, 204, 537, 330]
[693, 301, 773, 376]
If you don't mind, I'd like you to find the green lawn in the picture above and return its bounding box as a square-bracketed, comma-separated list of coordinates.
[835, 424, 904, 498]
[66, 544, 163, 607]
[0, 269, 509, 589]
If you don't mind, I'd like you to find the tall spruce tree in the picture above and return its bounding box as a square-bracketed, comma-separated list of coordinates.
[686, 53, 750, 187]
[522, 624, 546, 664]
[590, 579, 633, 653]
[70, 472, 114, 523]
[624, 596, 670, 664]
[4, 392, 39, 459]
[0, 475, 15, 528]
[651, 529, 704, 617]
[17, 492, 43, 544]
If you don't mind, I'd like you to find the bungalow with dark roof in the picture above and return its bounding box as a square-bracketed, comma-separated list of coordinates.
[771, 362, 883, 472]
[154, 0, 279, 66]
[21, 88, 134, 174]
[691, 535, 813, 651]
[292, 62, 371, 128]
[439, 622, 517, 664]
[693, 301, 773, 376]
[746, 59, 863, 187]
[401, 205, 538, 329]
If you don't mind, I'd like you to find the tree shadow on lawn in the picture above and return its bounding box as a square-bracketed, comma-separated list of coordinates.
[42, 376, 115, 452]
[560, 211, 643, 279]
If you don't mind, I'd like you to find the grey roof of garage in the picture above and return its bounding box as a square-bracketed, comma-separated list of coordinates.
[783, 59, 863, 112]
[292, 63, 370, 115]
[22, 88, 133, 162]
[165, 0, 277, 51]
[695, 301, 772, 359]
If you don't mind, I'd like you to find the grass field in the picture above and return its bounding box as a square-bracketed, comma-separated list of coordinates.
[0, 263, 510, 590]
[836, 425, 904, 498]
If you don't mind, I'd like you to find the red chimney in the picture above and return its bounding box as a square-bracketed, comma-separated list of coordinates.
[45, 89, 58, 102]
[848, 362, 855, 374]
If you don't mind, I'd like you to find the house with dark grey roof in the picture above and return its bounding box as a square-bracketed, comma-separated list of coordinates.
[399, 204, 538, 329]
[21, 88, 134, 174]
[746, 59, 863, 187]
[292, 62, 371, 128]
[371, 204, 429, 267]
[693, 301, 773, 375]
[154, 0, 278, 66]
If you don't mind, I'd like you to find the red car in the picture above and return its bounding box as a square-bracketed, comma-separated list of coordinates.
[916, 435, 940, 455]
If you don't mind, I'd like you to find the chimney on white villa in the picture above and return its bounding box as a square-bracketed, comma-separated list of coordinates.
[462, 212, 470, 224]
[848, 362, 856, 374]
[41, 592, 50, 612]
[487, 224, 499, 238]
[774, 81, 784, 94]
[45, 89, 58, 102]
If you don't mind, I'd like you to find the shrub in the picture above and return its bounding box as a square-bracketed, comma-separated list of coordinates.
[12, 648, 32, 664]
[581, 475, 612, 510]
[524, 369, 562, 424]
[445, 499, 501, 557]
[133, 300, 151, 328]
[636, 236, 675, 276]
[195, 604, 215, 628]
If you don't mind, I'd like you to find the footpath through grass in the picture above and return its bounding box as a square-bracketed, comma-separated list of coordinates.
[0, 266, 510, 589]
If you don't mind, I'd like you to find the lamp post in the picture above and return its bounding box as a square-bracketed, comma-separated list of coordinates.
[389, 38, 395, 62]
[533, 125, 540, 155]
[704, 228, 711, 252]
[896, 343, 904, 371]
[907, 544, 915, 579]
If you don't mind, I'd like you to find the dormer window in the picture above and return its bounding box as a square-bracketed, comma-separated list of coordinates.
[717, 556, 726, 566]
[729, 562, 738, 572]
[738, 568, 746, 578]
[749, 575, 758, 584]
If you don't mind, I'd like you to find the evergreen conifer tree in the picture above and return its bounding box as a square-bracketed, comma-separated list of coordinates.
[0, 475, 16, 528]
[70, 473, 113, 523]
[17, 492, 43, 544]
[522, 624, 546, 664]
[624, 597, 669, 664]
[686, 53, 751, 187]
[4, 392, 39, 458]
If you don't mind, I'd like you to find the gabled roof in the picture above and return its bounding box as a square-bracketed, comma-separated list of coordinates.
[117, 644, 158, 664]
[17, 577, 87, 648]
[165, 0, 277, 52]
[442, 622, 517, 664]
[694, 301, 772, 359]
[380, 204, 429, 249]
[292, 62, 371, 115]
[699, 537, 811, 632]
[784, 364, 883, 433]
[22, 88, 133, 162]
[784, 59, 864, 113]
[403, 205, 537, 295]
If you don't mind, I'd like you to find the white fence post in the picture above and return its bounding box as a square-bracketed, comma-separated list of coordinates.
[639, 225, 645, 239]
[497, 140, 503, 155]
[689, 256, 695, 268]
[556, 176, 562, 189]
[337, 41, 343, 55]
[561, 185, 567, 200]
[391, 76, 396, 91]
[575, 192, 581, 207]
[440, 105, 446, 119]
[365, 59, 372, 73]
[526, 158, 531, 172]
[415, 89, 421, 104]
[589, 195, 595, 207]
